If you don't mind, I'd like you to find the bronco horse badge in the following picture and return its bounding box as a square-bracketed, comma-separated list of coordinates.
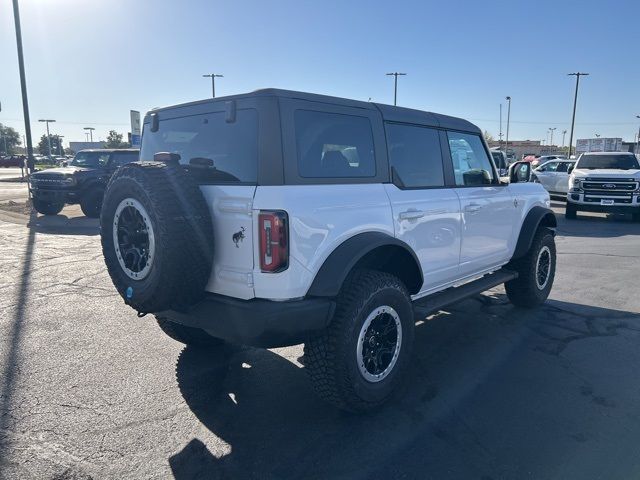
[232, 227, 246, 248]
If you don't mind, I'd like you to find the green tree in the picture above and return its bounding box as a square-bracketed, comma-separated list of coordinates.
[36, 134, 64, 157]
[104, 130, 129, 148]
[0, 124, 21, 155]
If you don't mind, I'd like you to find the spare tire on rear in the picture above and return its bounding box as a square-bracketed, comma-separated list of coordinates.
[100, 161, 213, 313]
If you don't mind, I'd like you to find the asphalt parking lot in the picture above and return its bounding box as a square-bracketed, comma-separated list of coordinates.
[1, 198, 639, 479]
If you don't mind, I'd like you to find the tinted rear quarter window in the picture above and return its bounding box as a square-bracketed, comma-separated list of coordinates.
[141, 109, 258, 183]
[386, 123, 444, 188]
[295, 110, 375, 178]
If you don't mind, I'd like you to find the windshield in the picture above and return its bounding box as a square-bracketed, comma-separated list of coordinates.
[577, 154, 639, 170]
[71, 151, 110, 167]
[141, 109, 258, 183]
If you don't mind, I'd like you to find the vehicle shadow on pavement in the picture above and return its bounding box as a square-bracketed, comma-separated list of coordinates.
[27, 214, 99, 236]
[555, 213, 640, 238]
[170, 295, 640, 479]
[0, 213, 36, 464]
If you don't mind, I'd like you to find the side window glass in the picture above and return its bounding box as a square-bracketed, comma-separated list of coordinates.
[446, 131, 495, 186]
[555, 162, 569, 173]
[386, 123, 444, 188]
[544, 162, 559, 172]
[295, 110, 375, 178]
[98, 153, 110, 166]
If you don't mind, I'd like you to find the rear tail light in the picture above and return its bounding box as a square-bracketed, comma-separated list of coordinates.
[259, 210, 289, 272]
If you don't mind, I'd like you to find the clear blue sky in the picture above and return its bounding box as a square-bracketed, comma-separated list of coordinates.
[1, 0, 639, 147]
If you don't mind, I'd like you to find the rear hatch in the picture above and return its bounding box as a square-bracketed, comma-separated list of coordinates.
[141, 107, 259, 299]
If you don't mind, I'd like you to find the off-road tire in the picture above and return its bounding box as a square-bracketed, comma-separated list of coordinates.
[156, 316, 224, 347]
[101, 161, 213, 313]
[80, 188, 104, 218]
[565, 203, 577, 219]
[304, 269, 414, 413]
[33, 198, 64, 216]
[505, 228, 556, 308]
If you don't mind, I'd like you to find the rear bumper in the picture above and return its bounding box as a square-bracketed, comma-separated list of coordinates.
[157, 294, 336, 348]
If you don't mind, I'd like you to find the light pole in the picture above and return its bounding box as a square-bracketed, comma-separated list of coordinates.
[202, 73, 223, 98]
[562, 130, 567, 148]
[57, 135, 64, 156]
[386, 72, 407, 106]
[84, 127, 95, 142]
[12, 0, 35, 173]
[505, 96, 511, 160]
[567, 72, 589, 158]
[549, 127, 557, 146]
[38, 119, 55, 162]
[499, 103, 503, 150]
[635, 115, 640, 154]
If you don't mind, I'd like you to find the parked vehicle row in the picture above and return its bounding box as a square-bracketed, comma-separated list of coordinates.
[29, 148, 139, 217]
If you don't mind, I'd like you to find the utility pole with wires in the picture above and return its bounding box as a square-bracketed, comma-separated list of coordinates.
[562, 130, 567, 148]
[567, 72, 589, 158]
[203, 73, 223, 98]
[386, 72, 407, 106]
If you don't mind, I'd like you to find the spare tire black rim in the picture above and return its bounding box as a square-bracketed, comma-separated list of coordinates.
[113, 198, 155, 280]
[356, 306, 402, 383]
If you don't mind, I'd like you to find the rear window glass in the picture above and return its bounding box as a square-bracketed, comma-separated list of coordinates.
[577, 154, 639, 170]
[295, 110, 375, 178]
[386, 123, 444, 188]
[141, 109, 258, 183]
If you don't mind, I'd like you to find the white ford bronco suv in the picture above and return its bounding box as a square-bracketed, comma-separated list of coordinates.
[100, 89, 557, 412]
[566, 151, 640, 220]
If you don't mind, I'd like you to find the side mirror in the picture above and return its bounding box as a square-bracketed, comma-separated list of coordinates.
[567, 164, 575, 174]
[509, 161, 532, 183]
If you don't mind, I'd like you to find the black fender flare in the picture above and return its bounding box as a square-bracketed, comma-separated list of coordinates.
[307, 232, 423, 297]
[511, 206, 557, 261]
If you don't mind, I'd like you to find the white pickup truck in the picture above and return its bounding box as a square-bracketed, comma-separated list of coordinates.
[566, 152, 640, 220]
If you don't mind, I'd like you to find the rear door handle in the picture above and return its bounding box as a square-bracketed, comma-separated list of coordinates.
[399, 209, 425, 221]
[464, 203, 482, 214]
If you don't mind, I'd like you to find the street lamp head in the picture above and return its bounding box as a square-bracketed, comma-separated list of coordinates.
[505, 96, 511, 101]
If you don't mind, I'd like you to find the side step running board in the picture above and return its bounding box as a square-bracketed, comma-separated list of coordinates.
[413, 268, 518, 319]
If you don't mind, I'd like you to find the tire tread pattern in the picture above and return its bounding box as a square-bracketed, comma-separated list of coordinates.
[101, 161, 213, 313]
[304, 269, 412, 412]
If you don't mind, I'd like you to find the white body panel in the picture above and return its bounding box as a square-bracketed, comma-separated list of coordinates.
[251, 184, 394, 300]
[201, 181, 551, 302]
[456, 185, 517, 277]
[200, 185, 256, 300]
[384, 184, 462, 291]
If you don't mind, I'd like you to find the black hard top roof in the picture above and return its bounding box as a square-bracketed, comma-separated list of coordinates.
[148, 88, 480, 134]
